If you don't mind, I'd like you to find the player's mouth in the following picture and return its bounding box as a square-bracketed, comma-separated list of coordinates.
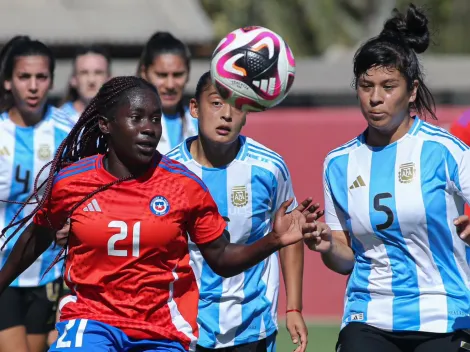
[215, 125, 231, 136]
[25, 96, 40, 106]
[368, 111, 387, 119]
[160, 92, 178, 103]
[135, 140, 157, 153]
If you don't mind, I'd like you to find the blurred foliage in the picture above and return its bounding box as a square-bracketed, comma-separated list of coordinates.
[200, 0, 470, 56]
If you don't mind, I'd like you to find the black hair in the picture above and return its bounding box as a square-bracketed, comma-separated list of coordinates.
[195, 71, 212, 102]
[353, 3, 436, 120]
[0, 35, 55, 113]
[137, 31, 191, 76]
[61, 45, 112, 104]
[1, 76, 159, 271]
[138, 31, 191, 136]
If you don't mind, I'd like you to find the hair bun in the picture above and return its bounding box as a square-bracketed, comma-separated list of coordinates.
[380, 3, 430, 54]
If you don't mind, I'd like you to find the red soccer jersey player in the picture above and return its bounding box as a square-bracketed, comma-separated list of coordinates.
[0, 77, 321, 352]
[34, 153, 225, 350]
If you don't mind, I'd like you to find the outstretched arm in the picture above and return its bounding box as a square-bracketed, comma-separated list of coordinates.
[0, 223, 55, 293]
[197, 198, 318, 278]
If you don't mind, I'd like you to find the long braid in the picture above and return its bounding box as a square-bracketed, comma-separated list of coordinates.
[1, 76, 159, 270]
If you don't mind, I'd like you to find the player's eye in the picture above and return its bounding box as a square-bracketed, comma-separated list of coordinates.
[383, 85, 394, 90]
[152, 116, 161, 123]
[212, 101, 223, 107]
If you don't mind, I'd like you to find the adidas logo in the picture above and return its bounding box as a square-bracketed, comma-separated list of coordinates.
[83, 199, 102, 212]
[349, 176, 366, 189]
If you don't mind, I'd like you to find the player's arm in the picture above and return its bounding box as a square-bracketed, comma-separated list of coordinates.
[190, 189, 316, 278]
[312, 160, 355, 275]
[0, 223, 55, 293]
[320, 230, 355, 275]
[198, 230, 284, 278]
[275, 173, 307, 313]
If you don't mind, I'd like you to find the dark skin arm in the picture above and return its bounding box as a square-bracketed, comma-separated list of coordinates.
[198, 198, 319, 278]
[0, 223, 55, 294]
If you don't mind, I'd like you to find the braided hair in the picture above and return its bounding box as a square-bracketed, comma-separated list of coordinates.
[1, 76, 159, 270]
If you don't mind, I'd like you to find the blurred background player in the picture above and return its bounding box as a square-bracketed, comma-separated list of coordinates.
[137, 31, 197, 154]
[167, 72, 314, 352]
[0, 35, 72, 352]
[307, 4, 470, 351]
[60, 45, 112, 123]
[0, 76, 319, 352]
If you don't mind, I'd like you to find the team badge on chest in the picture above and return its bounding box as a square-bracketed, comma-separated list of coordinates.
[150, 195, 170, 216]
[231, 186, 249, 207]
[38, 144, 51, 161]
[398, 162, 416, 184]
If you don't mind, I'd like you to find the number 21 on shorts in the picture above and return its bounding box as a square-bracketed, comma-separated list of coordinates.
[107, 221, 141, 257]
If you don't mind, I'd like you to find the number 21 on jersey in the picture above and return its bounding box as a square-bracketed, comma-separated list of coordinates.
[107, 221, 141, 257]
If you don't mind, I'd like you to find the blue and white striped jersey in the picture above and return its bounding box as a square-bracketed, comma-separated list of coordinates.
[158, 108, 198, 155]
[0, 106, 72, 287]
[167, 136, 297, 349]
[324, 117, 470, 333]
[59, 101, 80, 124]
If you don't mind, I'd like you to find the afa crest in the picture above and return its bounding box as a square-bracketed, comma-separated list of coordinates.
[38, 144, 51, 161]
[231, 186, 248, 207]
[398, 162, 416, 184]
[150, 195, 170, 216]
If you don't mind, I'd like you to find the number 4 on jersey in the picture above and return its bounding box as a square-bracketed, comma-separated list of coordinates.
[107, 221, 141, 257]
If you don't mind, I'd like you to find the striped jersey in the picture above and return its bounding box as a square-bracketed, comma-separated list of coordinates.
[167, 136, 297, 349]
[158, 108, 198, 155]
[324, 117, 470, 333]
[0, 106, 73, 287]
[60, 101, 80, 124]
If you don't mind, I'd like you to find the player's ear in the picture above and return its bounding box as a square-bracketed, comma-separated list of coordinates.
[189, 98, 200, 119]
[98, 114, 111, 135]
[69, 75, 78, 89]
[3, 79, 11, 92]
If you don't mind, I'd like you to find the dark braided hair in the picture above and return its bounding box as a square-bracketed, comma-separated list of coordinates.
[1, 76, 160, 271]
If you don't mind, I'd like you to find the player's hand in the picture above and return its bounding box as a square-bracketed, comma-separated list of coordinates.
[272, 198, 318, 247]
[55, 219, 70, 247]
[286, 311, 308, 352]
[455, 215, 470, 244]
[303, 221, 332, 253]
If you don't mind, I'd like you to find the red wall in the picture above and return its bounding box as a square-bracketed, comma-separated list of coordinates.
[242, 106, 469, 319]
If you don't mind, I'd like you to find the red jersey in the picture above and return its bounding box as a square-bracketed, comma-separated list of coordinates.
[34, 154, 226, 351]
[450, 110, 470, 216]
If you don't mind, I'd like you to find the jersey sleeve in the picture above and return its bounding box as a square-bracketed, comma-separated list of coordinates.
[274, 164, 297, 213]
[187, 183, 226, 245]
[33, 179, 70, 230]
[324, 160, 348, 231]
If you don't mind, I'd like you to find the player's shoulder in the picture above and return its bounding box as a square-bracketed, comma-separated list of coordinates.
[244, 136, 290, 181]
[415, 119, 469, 156]
[159, 155, 208, 192]
[53, 155, 99, 188]
[47, 105, 75, 132]
[165, 140, 188, 164]
[324, 136, 361, 168]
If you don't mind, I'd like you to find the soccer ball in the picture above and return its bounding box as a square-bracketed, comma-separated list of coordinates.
[210, 26, 296, 112]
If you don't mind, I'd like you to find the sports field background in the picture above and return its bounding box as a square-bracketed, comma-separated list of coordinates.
[242, 106, 469, 351]
[277, 321, 339, 352]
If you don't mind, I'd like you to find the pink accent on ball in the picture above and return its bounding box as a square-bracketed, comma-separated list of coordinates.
[285, 44, 296, 67]
[234, 97, 266, 111]
[215, 33, 237, 53]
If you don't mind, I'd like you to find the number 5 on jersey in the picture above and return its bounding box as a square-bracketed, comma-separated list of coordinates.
[107, 221, 141, 257]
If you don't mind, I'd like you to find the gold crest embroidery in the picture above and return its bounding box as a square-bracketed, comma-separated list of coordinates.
[398, 162, 416, 184]
[231, 186, 248, 207]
